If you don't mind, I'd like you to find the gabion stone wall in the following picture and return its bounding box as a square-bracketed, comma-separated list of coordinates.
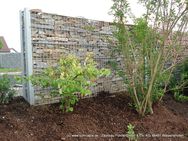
[21, 9, 126, 105]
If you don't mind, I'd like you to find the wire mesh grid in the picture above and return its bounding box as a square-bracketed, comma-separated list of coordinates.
[29, 10, 126, 105]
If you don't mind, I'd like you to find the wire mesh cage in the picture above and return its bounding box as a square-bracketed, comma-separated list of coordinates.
[21, 9, 126, 105]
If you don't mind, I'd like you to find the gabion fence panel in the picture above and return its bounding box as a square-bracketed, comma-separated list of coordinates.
[20, 9, 126, 105]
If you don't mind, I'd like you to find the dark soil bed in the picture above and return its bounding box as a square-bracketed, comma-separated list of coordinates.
[0, 92, 187, 141]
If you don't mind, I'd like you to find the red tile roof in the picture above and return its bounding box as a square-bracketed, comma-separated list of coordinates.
[0, 36, 10, 53]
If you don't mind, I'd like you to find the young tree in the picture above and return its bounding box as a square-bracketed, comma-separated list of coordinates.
[111, 0, 188, 116]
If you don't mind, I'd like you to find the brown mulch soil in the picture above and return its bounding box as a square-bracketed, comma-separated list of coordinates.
[0, 92, 187, 141]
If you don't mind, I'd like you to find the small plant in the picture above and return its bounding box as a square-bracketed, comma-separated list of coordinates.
[174, 91, 188, 102]
[127, 124, 137, 141]
[0, 75, 15, 104]
[30, 53, 110, 112]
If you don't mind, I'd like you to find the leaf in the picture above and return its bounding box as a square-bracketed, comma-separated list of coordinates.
[67, 107, 73, 112]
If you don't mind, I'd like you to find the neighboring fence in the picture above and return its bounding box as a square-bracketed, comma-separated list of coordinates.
[20, 9, 125, 105]
[0, 53, 21, 69]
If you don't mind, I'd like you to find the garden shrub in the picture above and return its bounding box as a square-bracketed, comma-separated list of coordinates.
[110, 0, 188, 116]
[0, 75, 15, 104]
[170, 58, 188, 102]
[29, 53, 110, 112]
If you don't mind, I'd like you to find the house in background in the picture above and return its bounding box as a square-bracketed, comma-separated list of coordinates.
[0, 36, 18, 53]
[0, 36, 11, 53]
[0, 36, 10, 53]
[0, 36, 21, 69]
[0, 36, 18, 54]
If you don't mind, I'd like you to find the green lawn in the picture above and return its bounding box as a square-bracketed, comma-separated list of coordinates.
[0, 68, 21, 73]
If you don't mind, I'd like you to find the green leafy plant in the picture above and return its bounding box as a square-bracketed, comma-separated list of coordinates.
[0, 75, 15, 104]
[174, 91, 188, 102]
[127, 124, 137, 141]
[0, 40, 2, 49]
[170, 58, 188, 102]
[110, 0, 188, 116]
[30, 53, 110, 112]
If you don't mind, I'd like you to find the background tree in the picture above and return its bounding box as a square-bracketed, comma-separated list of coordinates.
[0, 40, 2, 49]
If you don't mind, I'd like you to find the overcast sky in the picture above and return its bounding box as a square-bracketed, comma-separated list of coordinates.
[0, 0, 144, 52]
